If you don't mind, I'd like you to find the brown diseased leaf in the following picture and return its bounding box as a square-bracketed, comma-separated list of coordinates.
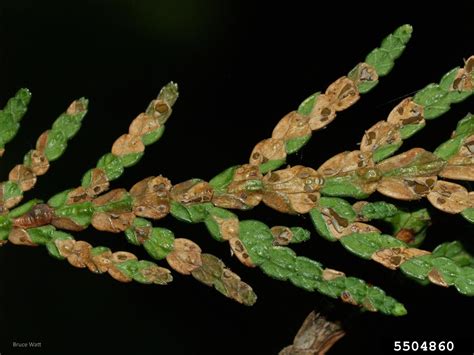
[67, 99, 87, 114]
[55, 238, 75, 258]
[128, 113, 160, 136]
[377, 176, 437, 201]
[8, 165, 36, 192]
[322, 268, 345, 281]
[439, 135, 474, 181]
[28, 150, 50, 176]
[212, 215, 239, 240]
[0, 182, 23, 209]
[271, 226, 293, 245]
[279, 311, 345, 355]
[108, 251, 137, 282]
[166, 238, 202, 275]
[428, 268, 449, 287]
[229, 237, 255, 267]
[320, 206, 380, 239]
[35, 131, 49, 153]
[86, 168, 110, 197]
[111, 134, 145, 157]
[427, 180, 474, 214]
[8, 228, 36, 246]
[376, 148, 443, 176]
[213, 164, 263, 210]
[90, 249, 113, 273]
[130, 176, 172, 219]
[66, 187, 92, 205]
[360, 121, 401, 153]
[308, 94, 337, 131]
[249, 138, 286, 166]
[318, 150, 374, 177]
[372, 247, 430, 270]
[12, 203, 53, 229]
[325, 76, 360, 111]
[262, 166, 322, 214]
[350, 62, 379, 86]
[452, 60, 473, 91]
[51, 217, 87, 232]
[272, 111, 311, 141]
[387, 98, 425, 128]
[170, 179, 213, 204]
[93, 188, 128, 207]
[91, 211, 135, 233]
[67, 240, 93, 268]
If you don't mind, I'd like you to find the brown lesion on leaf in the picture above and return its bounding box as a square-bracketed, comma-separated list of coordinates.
[371, 247, 430, 270]
[272, 111, 312, 141]
[212, 215, 239, 241]
[12, 203, 54, 229]
[360, 121, 401, 153]
[130, 176, 172, 220]
[128, 113, 161, 136]
[8, 164, 37, 192]
[279, 311, 345, 355]
[111, 133, 145, 157]
[322, 268, 345, 281]
[229, 237, 255, 267]
[8, 227, 36, 246]
[212, 164, 263, 210]
[452, 56, 474, 91]
[271, 226, 293, 245]
[170, 179, 213, 204]
[262, 166, 322, 214]
[387, 98, 425, 129]
[427, 180, 474, 214]
[249, 138, 287, 166]
[439, 135, 474, 181]
[192, 253, 257, 306]
[427, 268, 449, 287]
[27, 150, 50, 176]
[166, 238, 203, 275]
[66, 99, 87, 114]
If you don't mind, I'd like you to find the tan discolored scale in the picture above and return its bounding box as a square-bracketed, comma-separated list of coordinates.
[66, 186, 92, 205]
[0, 183, 23, 209]
[54, 238, 75, 258]
[270, 226, 293, 245]
[213, 164, 263, 209]
[427, 268, 449, 287]
[166, 238, 203, 275]
[387, 98, 425, 127]
[90, 249, 113, 273]
[318, 150, 374, 177]
[452, 57, 474, 91]
[108, 251, 137, 282]
[91, 211, 135, 233]
[212, 215, 239, 240]
[350, 62, 379, 86]
[66, 99, 87, 115]
[271, 111, 311, 141]
[8, 228, 36, 246]
[376, 148, 443, 176]
[0, 148, 4, 157]
[12, 203, 54, 229]
[8, 165, 37, 192]
[360, 121, 401, 153]
[93, 188, 128, 206]
[170, 179, 213, 204]
[211, 191, 263, 210]
[439, 136, 474, 181]
[128, 113, 161, 136]
[35, 131, 49, 153]
[86, 168, 110, 197]
[371, 247, 430, 270]
[262, 166, 322, 214]
[325, 76, 360, 111]
[51, 216, 87, 232]
[249, 138, 286, 166]
[308, 94, 337, 130]
[111, 134, 145, 157]
[320, 207, 380, 239]
[130, 176, 172, 219]
[427, 180, 474, 214]
[322, 268, 345, 281]
[28, 150, 50, 176]
[229, 237, 255, 267]
[149, 99, 171, 120]
[67, 240, 93, 269]
[377, 176, 437, 201]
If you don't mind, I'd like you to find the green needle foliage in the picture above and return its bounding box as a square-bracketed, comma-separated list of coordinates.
[1, 24, 473, 316]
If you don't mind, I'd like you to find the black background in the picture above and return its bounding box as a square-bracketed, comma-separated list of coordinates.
[0, 1, 473, 354]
